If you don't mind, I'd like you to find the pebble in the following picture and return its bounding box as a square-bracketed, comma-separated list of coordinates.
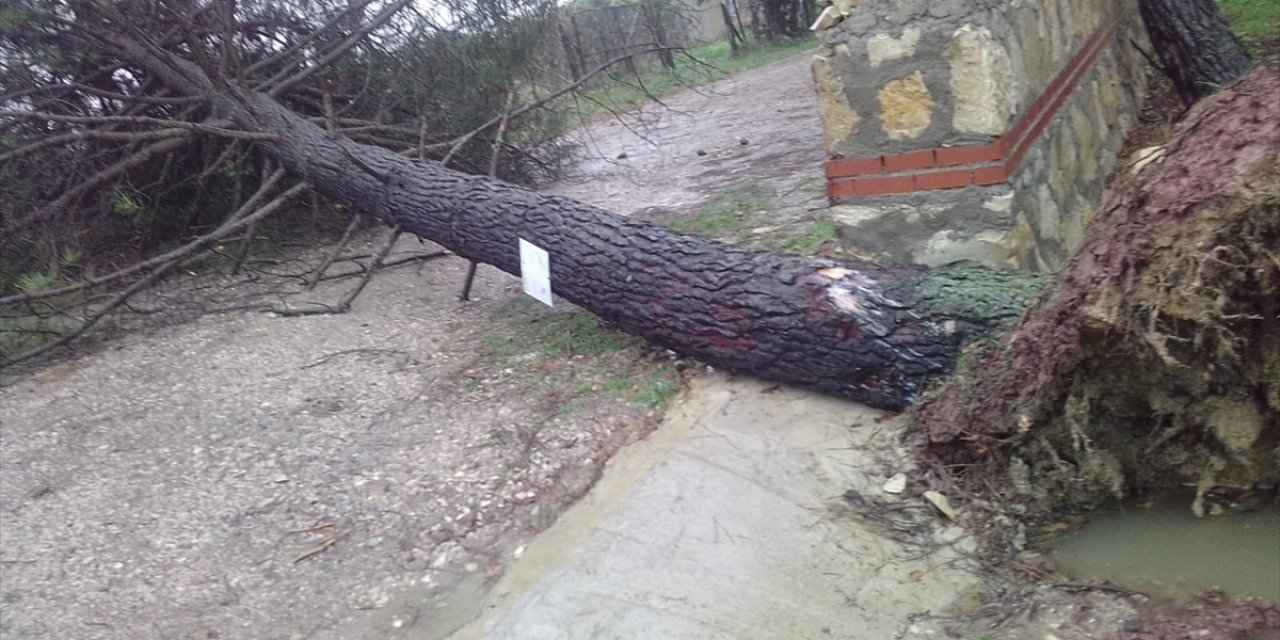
[882, 473, 907, 494]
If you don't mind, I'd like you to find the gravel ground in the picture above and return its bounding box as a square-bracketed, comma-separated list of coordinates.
[0, 250, 669, 639]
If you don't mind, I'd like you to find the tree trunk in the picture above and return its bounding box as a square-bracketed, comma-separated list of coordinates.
[249, 90, 1045, 410]
[760, 0, 784, 39]
[914, 68, 1280, 515]
[642, 3, 676, 70]
[559, 23, 582, 82]
[1139, 0, 1253, 106]
[117, 41, 1042, 411]
[721, 1, 742, 54]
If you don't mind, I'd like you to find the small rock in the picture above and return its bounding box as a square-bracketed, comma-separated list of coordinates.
[739, 137, 749, 145]
[923, 490, 957, 520]
[1130, 145, 1165, 174]
[272, 472, 289, 483]
[695, 149, 707, 156]
[616, 152, 628, 160]
[936, 526, 966, 544]
[882, 473, 907, 494]
[464, 562, 479, 573]
[513, 545, 525, 559]
[809, 5, 842, 31]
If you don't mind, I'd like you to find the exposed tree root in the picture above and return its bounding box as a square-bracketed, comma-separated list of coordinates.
[913, 67, 1280, 518]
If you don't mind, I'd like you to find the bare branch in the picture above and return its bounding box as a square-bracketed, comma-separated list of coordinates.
[0, 181, 312, 367]
[0, 82, 201, 106]
[443, 44, 685, 161]
[242, 0, 381, 77]
[2, 135, 193, 238]
[306, 210, 364, 290]
[0, 128, 190, 164]
[264, 0, 416, 97]
[0, 171, 299, 306]
[1, 111, 278, 140]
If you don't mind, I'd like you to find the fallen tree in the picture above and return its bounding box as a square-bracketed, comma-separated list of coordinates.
[96, 36, 1043, 411]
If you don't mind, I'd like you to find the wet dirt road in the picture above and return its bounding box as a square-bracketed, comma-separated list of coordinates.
[543, 51, 828, 221]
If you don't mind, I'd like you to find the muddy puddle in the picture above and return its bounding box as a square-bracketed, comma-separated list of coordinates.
[1048, 491, 1280, 603]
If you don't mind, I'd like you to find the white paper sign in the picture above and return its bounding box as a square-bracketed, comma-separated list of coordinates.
[518, 238, 553, 307]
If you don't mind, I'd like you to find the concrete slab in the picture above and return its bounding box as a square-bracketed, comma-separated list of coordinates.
[441, 376, 980, 640]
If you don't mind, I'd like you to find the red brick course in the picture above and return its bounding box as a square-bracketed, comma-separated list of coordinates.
[935, 143, 1002, 167]
[825, 156, 882, 178]
[853, 175, 915, 196]
[883, 149, 937, 172]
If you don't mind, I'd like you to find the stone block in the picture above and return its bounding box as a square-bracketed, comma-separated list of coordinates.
[831, 205, 890, 227]
[1006, 212, 1037, 269]
[811, 54, 861, 153]
[867, 28, 921, 67]
[1061, 203, 1090, 253]
[1052, 126, 1079, 203]
[1070, 102, 1100, 183]
[948, 25, 1017, 135]
[1036, 184, 1062, 242]
[983, 192, 1014, 215]
[878, 71, 934, 140]
[916, 229, 1011, 268]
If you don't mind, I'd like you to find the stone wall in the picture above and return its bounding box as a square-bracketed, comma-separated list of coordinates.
[811, 0, 1149, 271]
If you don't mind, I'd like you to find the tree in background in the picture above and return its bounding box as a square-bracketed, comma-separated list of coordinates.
[1139, 0, 1254, 105]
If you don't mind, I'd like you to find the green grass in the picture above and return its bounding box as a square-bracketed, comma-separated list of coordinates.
[663, 186, 837, 255]
[667, 189, 771, 237]
[1220, 0, 1280, 53]
[483, 300, 638, 364]
[476, 298, 686, 422]
[537, 312, 635, 357]
[628, 369, 681, 408]
[569, 36, 817, 124]
[779, 214, 837, 255]
[568, 365, 681, 409]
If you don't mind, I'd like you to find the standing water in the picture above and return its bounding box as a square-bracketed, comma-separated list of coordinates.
[1048, 491, 1280, 603]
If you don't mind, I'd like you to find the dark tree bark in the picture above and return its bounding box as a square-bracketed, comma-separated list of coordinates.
[1140, 0, 1253, 106]
[117, 40, 1042, 411]
[761, 0, 785, 38]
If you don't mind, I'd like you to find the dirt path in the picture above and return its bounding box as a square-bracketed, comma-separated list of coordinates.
[543, 52, 828, 221]
[0, 51, 830, 640]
